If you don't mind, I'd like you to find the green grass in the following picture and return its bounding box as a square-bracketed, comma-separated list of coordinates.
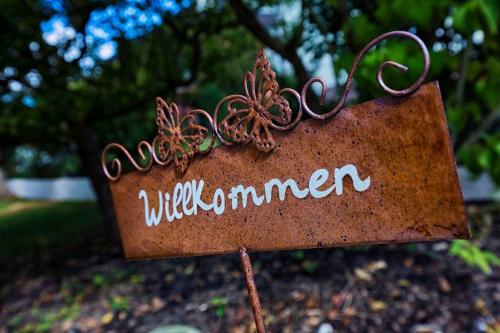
[0, 198, 17, 211]
[0, 199, 101, 261]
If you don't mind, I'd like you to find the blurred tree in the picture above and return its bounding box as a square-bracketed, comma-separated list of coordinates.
[228, 0, 499, 184]
[0, 0, 256, 230]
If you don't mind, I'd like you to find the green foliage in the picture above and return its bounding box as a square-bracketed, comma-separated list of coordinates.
[13, 303, 81, 333]
[302, 260, 319, 275]
[290, 250, 318, 274]
[130, 274, 145, 284]
[91, 269, 128, 288]
[320, 0, 500, 186]
[291, 250, 305, 261]
[60, 279, 87, 303]
[8, 314, 23, 327]
[210, 296, 229, 318]
[459, 133, 500, 184]
[0, 0, 254, 179]
[450, 240, 500, 274]
[92, 274, 107, 287]
[110, 296, 130, 311]
[453, 0, 499, 35]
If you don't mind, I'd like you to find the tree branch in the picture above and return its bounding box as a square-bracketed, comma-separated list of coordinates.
[456, 40, 472, 107]
[457, 107, 500, 150]
[229, 0, 310, 88]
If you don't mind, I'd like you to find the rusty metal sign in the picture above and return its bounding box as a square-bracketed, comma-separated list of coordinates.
[101, 31, 469, 332]
[102, 31, 469, 259]
[105, 80, 468, 259]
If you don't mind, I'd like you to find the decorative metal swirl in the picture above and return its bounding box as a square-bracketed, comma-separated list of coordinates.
[213, 49, 302, 153]
[101, 141, 153, 182]
[301, 31, 430, 120]
[101, 31, 430, 181]
[101, 100, 214, 181]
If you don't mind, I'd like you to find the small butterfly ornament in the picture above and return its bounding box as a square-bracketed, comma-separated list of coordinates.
[154, 98, 213, 173]
[214, 50, 302, 153]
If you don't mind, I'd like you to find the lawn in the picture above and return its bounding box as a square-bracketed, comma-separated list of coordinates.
[0, 199, 101, 261]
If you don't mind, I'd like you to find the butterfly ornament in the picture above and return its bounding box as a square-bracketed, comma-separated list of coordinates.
[214, 50, 302, 153]
[153, 98, 214, 173]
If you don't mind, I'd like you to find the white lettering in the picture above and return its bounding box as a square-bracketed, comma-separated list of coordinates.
[264, 178, 309, 202]
[193, 180, 213, 211]
[213, 188, 225, 215]
[334, 164, 371, 195]
[309, 168, 335, 198]
[139, 190, 163, 227]
[182, 181, 194, 216]
[172, 183, 183, 220]
[164, 192, 174, 222]
[138, 164, 371, 226]
[229, 185, 265, 209]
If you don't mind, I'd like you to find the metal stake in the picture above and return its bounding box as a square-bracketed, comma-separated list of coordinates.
[240, 247, 267, 333]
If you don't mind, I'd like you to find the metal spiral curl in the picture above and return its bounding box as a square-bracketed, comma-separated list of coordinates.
[101, 141, 153, 181]
[301, 31, 430, 120]
[151, 135, 172, 166]
[270, 87, 303, 131]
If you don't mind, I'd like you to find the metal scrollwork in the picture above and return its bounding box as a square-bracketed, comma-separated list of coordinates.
[101, 30, 430, 181]
[101, 100, 214, 181]
[213, 49, 302, 153]
[101, 141, 153, 182]
[301, 30, 430, 120]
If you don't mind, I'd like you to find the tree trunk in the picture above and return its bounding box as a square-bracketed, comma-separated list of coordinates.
[0, 168, 7, 196]
[0, 147, 8, 196]
[75, 126, 118, 239]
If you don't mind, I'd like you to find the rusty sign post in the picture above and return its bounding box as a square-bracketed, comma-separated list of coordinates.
[101, 31, 468, 332]
[240, 247, 266, 333]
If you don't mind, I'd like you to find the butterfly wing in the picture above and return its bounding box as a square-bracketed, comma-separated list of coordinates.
[250, 114, 275, 153]
[180, 113, 209, 156]
[155, 97, 177, 161]
[218, 96, 254, 144]
[173, 144, 189, 173]
[254, 50, 292, 126]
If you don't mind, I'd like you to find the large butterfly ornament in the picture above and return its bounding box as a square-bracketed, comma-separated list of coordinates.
[214, 50, 302, 153]
[153, 98, 214, 173]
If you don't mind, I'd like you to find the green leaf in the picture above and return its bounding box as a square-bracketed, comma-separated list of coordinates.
[291, 250, 305, 261]
[449, 240, 500, 275]
[478, 0, 499, 34]
[477, 149, 492, 169]
[302, 260, 319, 274]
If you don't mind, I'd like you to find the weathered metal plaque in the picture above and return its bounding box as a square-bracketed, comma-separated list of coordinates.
[108, 82, 468, 259]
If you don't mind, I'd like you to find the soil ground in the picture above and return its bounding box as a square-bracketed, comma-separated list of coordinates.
[0, 202, 498, 333]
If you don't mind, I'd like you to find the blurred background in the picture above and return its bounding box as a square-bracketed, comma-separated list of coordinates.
[0, 0, 499, 332]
